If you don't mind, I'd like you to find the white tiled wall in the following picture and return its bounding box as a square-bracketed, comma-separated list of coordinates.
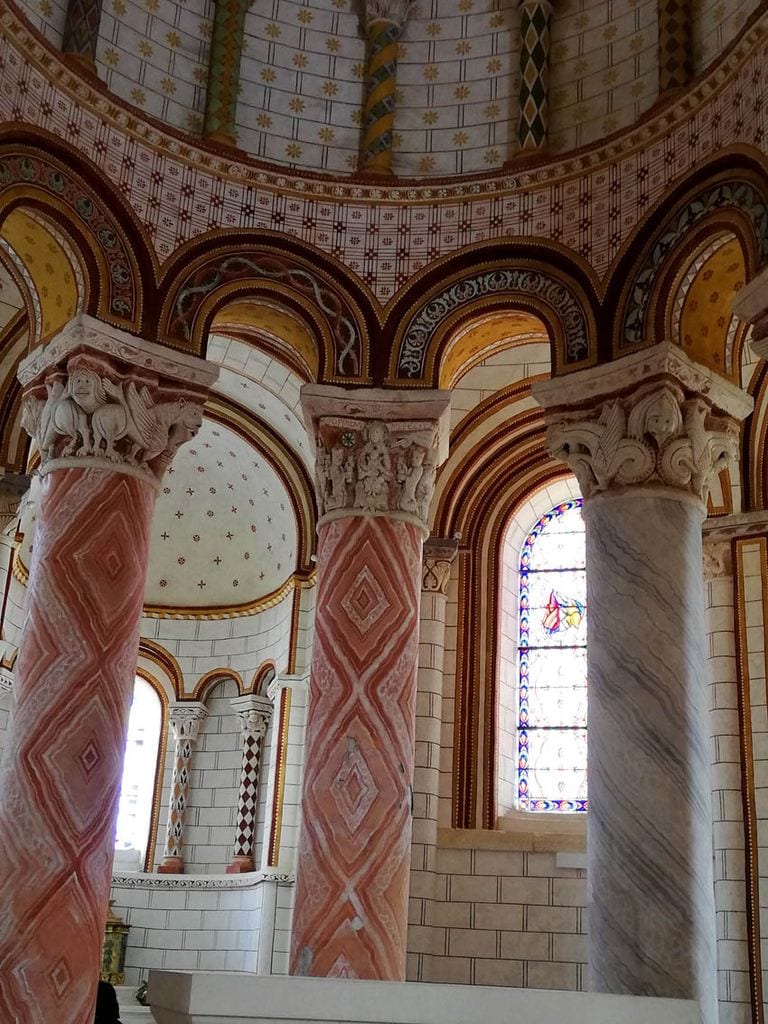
[109, 875, 271, 986]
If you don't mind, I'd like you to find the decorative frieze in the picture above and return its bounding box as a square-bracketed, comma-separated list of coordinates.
[302, 386, 451, 534]
[19, 314, 218, 487]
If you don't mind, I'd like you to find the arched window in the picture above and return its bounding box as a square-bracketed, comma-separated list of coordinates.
[518, 498, 587, 813]
[115, 677, 162, 866]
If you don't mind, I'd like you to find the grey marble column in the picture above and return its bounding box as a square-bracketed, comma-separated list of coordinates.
[533, 342, 753, 1024]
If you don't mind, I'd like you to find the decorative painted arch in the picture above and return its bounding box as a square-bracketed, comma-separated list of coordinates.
[0, 131, 153, 331]
[157, 235, 376, 382]
[137, 638, 183, 699]
[192, 668, 245, 701]
[386, 251, 599, 384]
[251, 661, 277, 695]
[613, 164, 768, 354]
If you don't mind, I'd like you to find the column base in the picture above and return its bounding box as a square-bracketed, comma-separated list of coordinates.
[157, 857, 184, 874]
[226, 856, 255, 874]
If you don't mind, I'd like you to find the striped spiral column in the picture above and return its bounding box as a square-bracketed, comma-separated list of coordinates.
[358, 0, 413, 175]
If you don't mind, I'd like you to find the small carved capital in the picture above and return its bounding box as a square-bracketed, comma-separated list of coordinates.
[422, 537, 458, 594]
[703, 540, 733, 580]
[18, 315, 217, 486]
[231, 694, 273, 740]
[169, 702, 208, 743]
[0, 670, 12, 694]
[362, 0, 415, 30]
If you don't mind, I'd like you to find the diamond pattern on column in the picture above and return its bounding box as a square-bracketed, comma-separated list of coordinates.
[518, 1, 552, 152]
[658, 0, 692, 91]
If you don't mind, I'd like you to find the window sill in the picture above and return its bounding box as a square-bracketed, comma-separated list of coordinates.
[436, 812, 586, 855]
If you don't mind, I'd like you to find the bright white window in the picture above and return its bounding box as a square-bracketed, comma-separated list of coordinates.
[114, 678, 162, 865]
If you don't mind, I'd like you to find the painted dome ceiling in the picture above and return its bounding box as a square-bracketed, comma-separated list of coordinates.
[17, 0, 761, 178]
[144, 418, 298, 609]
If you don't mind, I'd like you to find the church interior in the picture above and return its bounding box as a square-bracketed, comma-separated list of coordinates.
[0, 0, 767, 1022]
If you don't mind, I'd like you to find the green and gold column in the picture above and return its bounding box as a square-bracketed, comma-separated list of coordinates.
[358, 0, 413, 175]
[517, 0, 553, 153]
[658, 0, 692, 93]
[203, 0, 251, 147]
[62, 0, 104, 73]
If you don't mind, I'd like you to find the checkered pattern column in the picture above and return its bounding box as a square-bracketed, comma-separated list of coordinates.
[658, 0, 693, 93]
[517, 0, 554, 153]
[359, 0, 414, 175]
[202, 0, 251, 147]
[62, 0, 103, 70]
[227, 694, 272, 874]
[157, 703, 207, 874]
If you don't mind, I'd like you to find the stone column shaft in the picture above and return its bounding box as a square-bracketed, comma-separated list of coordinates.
[517, 0, 553, 152]
[358, 0, 413, 175]
[658, 0, 693, 93]
[227, 693, 272, 874]
[158, 703, 208, 874]
[533, 342, 752, 1024]
[62, 0, 103, 70]
[202, 0, 251, 147]
[0, 314, 216, 1024]
[290, 385, 450, 981]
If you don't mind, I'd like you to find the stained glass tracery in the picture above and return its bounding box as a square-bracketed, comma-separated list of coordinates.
[518, 498, 587, 812]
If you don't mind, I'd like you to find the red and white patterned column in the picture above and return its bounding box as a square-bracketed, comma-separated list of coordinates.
[0, 314, 216, 1024]
[157, 702, 208, 874]
[227, 693, 272, 874]
[290, 386, 450, 981]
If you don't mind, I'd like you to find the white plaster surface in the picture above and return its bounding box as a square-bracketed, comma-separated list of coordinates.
[147, 973, 698, 1024]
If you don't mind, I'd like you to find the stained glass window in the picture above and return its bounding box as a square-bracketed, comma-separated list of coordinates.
[518, 499, 587, 812]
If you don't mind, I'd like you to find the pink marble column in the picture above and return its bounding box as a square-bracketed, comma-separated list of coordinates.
[227, 693, 272, 874]
[0, 314, 216, 1024]
[290, 386, 450, 981]
[157, 702, 207, 874]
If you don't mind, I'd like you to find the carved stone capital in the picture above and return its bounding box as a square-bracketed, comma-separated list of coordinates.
[362, 0, 414, 30]
[0, 667, 12, 694]
[231, 694, 273, 740]
[168, 702, 208, 742]
[0, 474, 30, 536]
[18, 314, 218, 487]
[301, 385, 451, 535]
[703, 540, 733, 581]
[422, 537, 458, 594]
[533, 343, 752, 505]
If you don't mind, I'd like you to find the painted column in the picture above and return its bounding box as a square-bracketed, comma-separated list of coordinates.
[533, 342, 752, 1024]
[358, 0, 413, 175]
[290, 385, 450, 980]
[157, 702, 208, 874]
[202, 0, 251, 147]
[227, 693, 272, 874]
[62, 0, 103, 72]
[658, 0, 693, 93]
[0, 313, 216, 1024]
[517, 0, 554, 153]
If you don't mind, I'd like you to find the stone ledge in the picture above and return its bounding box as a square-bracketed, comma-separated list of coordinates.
[147, 973, 698, 1024]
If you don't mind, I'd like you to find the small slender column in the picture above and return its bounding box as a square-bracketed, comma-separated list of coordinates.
[533, 342, 752, 1024]
[202, 0, 250, 147]
[227, 694, 272, 874]
[658, 0, 693, 93]
[0, 314, 216, 1024]
[517, 0, 554, 153]
[157, 703, 208, 874]
[62, 0, 104, 72]
[290, 386, 450, 980]
[358, 0, 413, 175]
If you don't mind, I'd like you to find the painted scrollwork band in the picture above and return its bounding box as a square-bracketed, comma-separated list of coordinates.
[547, 383, 739, 503]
